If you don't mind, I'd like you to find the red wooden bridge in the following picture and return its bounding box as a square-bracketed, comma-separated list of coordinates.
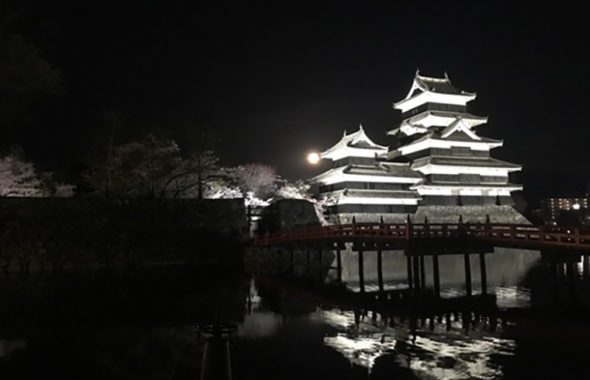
[254, 221, 590, 252]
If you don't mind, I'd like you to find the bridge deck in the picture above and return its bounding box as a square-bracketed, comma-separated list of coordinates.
[254, 222, 590, 252]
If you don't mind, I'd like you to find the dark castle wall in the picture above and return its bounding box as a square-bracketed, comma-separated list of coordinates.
[333, 204, 417, 214]
[418, 195, 515, 206]
[0, 198, 247, 270]
[258, 199, 320, 233]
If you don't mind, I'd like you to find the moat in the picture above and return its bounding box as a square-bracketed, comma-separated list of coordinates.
[1, 246, 590, 380]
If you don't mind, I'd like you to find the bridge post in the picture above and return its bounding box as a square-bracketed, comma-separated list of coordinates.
[336, 248, 342, 282]
[406, 252, 414, 290]
[413, 253, 421, 289]
[306, 249, 311, 274]
[199, 324, 235, 380]
[464, 253, 472, 296]
[419, 254, 426, 289]
[479, 252, 488, 295]
[358, 250, 365, 293]
[318, 248, 323, 280]
[432, 253, 440, 297]
[406, 214, 412, 239]
[377, 249, 384, 292]
[584, 255, 590, 279]
[289, 249, 294, 275]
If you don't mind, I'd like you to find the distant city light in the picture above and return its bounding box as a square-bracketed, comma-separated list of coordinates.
[307, 152, 320, 165]
[573, 203, 581, 210]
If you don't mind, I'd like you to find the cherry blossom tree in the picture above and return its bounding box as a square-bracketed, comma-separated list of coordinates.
[0, 154, 44, 196]
[234, 163, 277, 199]
[86, 134, 180, 197]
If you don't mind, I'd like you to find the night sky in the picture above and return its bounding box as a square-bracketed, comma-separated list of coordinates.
[5, 1, 590, 202]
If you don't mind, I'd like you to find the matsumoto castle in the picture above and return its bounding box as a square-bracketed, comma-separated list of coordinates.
[310, 71, 529, 224]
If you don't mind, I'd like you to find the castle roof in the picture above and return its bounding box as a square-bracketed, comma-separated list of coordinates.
[411, 70, 476, 97]
[393, 71, 477, 113]
[310, 162, 421, 185]
[320, 124, 387, 160]
[412, 156, 521, 170]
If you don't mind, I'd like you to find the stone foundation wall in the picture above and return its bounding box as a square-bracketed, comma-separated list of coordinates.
[329, 205, 530, 225]
[257, 199, 320, 233]
[0, 198, 247, 270]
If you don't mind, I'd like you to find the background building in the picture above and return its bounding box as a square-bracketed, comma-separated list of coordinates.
[540, 197, 589, 225]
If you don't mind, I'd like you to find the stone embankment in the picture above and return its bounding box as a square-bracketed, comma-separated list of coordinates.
[0, 198, 247, 272]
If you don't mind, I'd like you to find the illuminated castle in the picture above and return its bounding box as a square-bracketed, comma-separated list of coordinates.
[310, 125, 422, 219]
[311, 71, 527, 224]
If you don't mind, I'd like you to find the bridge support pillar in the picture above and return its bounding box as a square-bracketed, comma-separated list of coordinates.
[377, 249, 384, 292]
[479, 253, 487, 295]
[358, 250, 365, 293]
[406, 254, 413, 290]
[419, 254, 426, 289]
[584, 255, 590, 279]
[464, 253, 472, 296]
[318, 249, 323, 281]
[289, 249, 294, 275]
[432, 253, 440, 297]
[306, 250, 311, 275]
[413, 254, 421, 290]
[336, 249, 342, 282]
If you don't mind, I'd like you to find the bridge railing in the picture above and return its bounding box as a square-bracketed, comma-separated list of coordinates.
[253, 221, 590, 250]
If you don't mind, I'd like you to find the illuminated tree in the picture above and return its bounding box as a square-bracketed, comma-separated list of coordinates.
[86, 134, 181, 197]
[160, 150, 221, 199]
[234, 163, 277, 199]
[172, 125, 222, 199]
[0, 154, 44, 196]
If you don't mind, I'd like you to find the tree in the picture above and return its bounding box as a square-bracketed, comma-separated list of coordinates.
[0, 151, 75, 197]
[274, 180, 311, 200]
[0, 33, 62, 141]
[86, 134, 181, 197]
[85, 109, 123, 197]
[234, 163, 277, 199]
[174, 125, 221, 199]
[0, 153, 44, 196]
[160, 150, 221, 199]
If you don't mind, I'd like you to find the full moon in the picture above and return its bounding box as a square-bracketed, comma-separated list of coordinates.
[307, 152, 320, 165]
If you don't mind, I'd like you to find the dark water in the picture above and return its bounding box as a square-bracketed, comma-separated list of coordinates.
[1, 248, 590, 379]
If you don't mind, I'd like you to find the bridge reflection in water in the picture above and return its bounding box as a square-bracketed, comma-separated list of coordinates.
[246, 242, 590, 379]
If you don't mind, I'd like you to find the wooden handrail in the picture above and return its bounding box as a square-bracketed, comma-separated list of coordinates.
[253, 222, 590, 251]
